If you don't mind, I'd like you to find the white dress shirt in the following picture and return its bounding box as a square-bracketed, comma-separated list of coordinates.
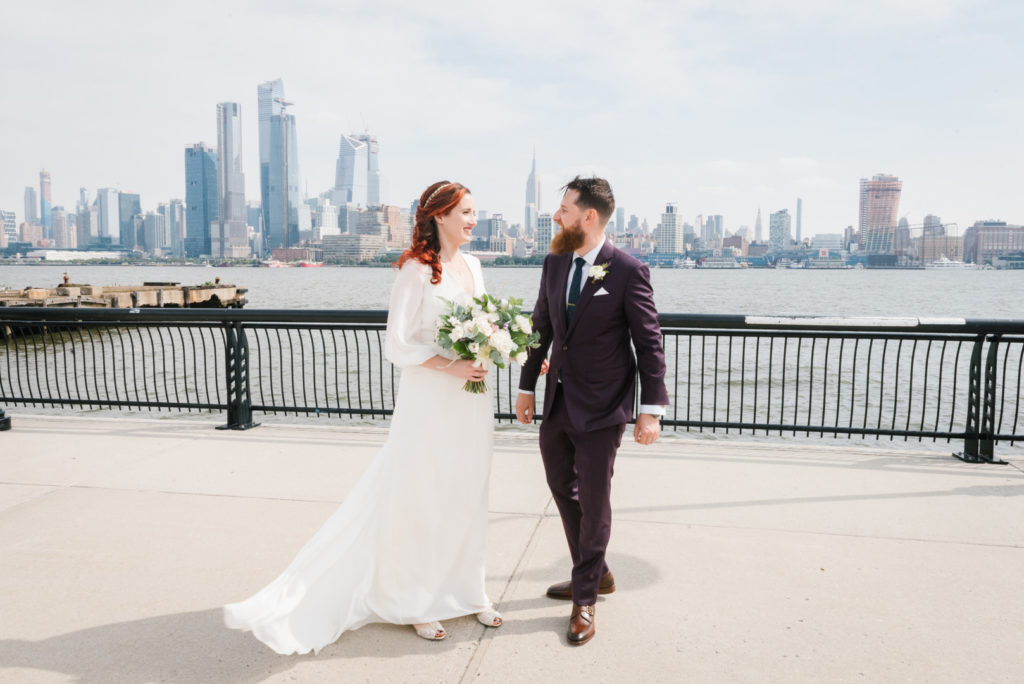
[520, 236, 666, 417]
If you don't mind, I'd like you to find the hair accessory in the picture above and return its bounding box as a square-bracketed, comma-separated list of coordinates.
[425, 183, 452, 207]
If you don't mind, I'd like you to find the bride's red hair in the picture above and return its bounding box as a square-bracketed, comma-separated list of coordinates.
[395, 181, 469, 284]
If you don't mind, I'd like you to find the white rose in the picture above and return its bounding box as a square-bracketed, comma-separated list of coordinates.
[473, 314, 494, 336]
[514, 315, 532, 334]
[514, 351, 528, 364]
[451, 322, 466, 339]
[500, 298, 509, 308]
[489, 329, 514, 356]
[469, 342, 480, 354]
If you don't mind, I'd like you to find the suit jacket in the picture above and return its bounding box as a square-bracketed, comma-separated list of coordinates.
[519, 240, 669, 432]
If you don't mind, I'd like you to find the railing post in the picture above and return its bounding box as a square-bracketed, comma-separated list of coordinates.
[955, 334, 1006, 464]
[980, 334, 1006, 464]
[0, 408, 10, 431]
[217, 321, 259, 431]
[955, 335, 985, 462]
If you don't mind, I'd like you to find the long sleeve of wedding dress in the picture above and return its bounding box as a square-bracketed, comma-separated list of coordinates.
[224, 255, 494, 656]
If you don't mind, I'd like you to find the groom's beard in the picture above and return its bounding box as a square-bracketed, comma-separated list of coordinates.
[550, 222, 585, 255]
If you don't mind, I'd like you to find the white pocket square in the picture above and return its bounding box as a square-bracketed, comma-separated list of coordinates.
[594, 287, 610, 296]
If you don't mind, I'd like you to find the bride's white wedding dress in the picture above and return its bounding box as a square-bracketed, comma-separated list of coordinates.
[224, 253, 494, 655]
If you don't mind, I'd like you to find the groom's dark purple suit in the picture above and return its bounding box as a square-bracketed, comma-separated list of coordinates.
[519, 239, 668, 605]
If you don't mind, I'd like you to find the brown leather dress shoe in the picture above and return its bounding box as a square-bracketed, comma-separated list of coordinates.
[546, 571, 616, 600]
[567, 604, 596, 645]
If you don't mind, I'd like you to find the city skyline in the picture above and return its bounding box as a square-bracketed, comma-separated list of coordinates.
[1, 1, 1022, 235]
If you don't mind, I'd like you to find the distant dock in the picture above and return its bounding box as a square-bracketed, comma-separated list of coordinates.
[0, 275, 247, 309]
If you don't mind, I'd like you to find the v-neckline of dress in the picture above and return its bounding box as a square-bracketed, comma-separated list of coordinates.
[442, 252, 477, 300]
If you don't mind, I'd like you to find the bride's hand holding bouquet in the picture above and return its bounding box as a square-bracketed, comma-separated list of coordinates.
[436, 293, 541, 393]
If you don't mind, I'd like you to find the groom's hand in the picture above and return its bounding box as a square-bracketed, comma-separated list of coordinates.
[515, 393, 535, 424]
[634, 413, 660, 445]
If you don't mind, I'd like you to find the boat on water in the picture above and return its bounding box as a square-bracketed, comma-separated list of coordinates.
[925, 256, 976, 270]
[260, 260, 293, 268]
[298, 261, 323, 268]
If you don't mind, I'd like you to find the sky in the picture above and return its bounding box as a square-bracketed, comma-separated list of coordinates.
[1, 0, 1022, 238]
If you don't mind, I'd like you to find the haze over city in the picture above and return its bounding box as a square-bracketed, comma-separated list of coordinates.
[2, 0, 1022, 234]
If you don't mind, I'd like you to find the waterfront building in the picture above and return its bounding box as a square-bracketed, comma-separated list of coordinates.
[333, 134, 368, 206]
[858, 174, 902, 253]
[356, 208, 389, 238]
[168, 199, 185, 257]
[721, 234, 749, 256]
[74, 204, 93, 248]
[184, 142, 219, 257]
[95, 188, 119, 244]
[0, 209, 16, 243]
[923, 214, 944, 237]
[19, 222, 44, 245]
[656, 204, 683, 254]
[266, 108, 301, 249]
[488, 214, 507, 252]
[811, 234, 844, 251]
[322, 234, 387, 261]
[355, 133, 382, 206]
[336, 203, 362, 234]
[117, 193, 141, 250]
[51, 207, 75, 249]
[24, 187, 38, 226]
[212, 102, 250, 258]
[769, 209, 792, 250]
[963, 220, 1024, 265]
[257, 78, 284, 240]
[317, 201, 340, 239]
[141, 212, 166, 255]
[920, 235, 964, 263]
[754, 208, 763, 242]
[524, 151, 541, 235]
[536, 213, 553, 255]
[704, 215, 724, 247]
[796, 198, 803, 243]
[39, 170, 52, 232]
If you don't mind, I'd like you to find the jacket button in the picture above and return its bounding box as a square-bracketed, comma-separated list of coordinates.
[562, 345, 568, 351]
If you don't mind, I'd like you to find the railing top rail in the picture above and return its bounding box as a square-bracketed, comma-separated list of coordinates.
[2, 307, 1024, 334]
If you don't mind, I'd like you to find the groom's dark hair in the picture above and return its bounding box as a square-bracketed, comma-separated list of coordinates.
[562, 176, 615, 224]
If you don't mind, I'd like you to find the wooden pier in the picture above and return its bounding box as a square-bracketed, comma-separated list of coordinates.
[0, 276, 247, 309]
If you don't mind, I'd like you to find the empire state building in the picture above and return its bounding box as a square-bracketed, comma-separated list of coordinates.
[524, 151, 541, 236]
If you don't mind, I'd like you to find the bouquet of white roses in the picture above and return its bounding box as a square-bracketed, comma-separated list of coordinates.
[436, 293, 541, 394]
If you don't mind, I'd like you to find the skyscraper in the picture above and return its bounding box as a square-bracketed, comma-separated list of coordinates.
[39, 170, 52, 231]
[769, 209, 791, 250]
[24, 187, 38, 226]
[858, 174, 902, 254]
[212, 102, 250, 258]
[656, 203, 683, 254]
[355, 133, 382, 206]
[536, 213, 553, 255]
[333, 134, 368, 206]
[616, 207, 626, 234]
[185, 142, 219, 257]
[923, 214, 944, 237]
[524, 151, 541, 235]
[168, 199, 185, 257]
[796, 198, 803, 243]
[117, 193, 141, 249]
[266, 108, 301, 249]
[258, 79, 284, 238]
[755, 208, 763, 242]
[95, 188, 119, 243]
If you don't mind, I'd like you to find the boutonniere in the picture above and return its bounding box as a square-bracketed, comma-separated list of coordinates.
[588, 263, 609, 282]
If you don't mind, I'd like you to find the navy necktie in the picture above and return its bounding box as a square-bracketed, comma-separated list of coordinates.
[566, 257, 586, 326]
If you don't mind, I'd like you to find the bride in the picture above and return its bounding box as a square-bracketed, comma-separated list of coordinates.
[224, 181, 502, 652]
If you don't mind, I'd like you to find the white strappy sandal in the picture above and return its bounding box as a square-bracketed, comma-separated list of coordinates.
[413, 621, 447, 640]
[476, 607, 503, 628]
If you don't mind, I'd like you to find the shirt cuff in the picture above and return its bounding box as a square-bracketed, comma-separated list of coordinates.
[518, 389, 535, 396]
[638, 404, 666, 417]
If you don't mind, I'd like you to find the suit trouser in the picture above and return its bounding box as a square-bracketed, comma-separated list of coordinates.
[539, 383, 626, 605]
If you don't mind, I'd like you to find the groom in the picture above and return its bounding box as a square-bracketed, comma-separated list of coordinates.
[516, 176, 668, 646]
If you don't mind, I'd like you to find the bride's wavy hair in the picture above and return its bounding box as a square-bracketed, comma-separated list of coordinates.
[395, 181, 470, 284]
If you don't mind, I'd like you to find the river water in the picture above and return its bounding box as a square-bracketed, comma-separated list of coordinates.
[1, 263, 1022, 318]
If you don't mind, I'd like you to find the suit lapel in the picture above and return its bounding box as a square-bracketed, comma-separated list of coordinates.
[566, 240, 615, 338]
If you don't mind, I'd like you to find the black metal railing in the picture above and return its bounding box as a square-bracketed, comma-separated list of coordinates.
[1, 308, 1022, 463]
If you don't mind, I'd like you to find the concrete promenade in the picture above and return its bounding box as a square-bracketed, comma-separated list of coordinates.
[1, 415, 1023, 683]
